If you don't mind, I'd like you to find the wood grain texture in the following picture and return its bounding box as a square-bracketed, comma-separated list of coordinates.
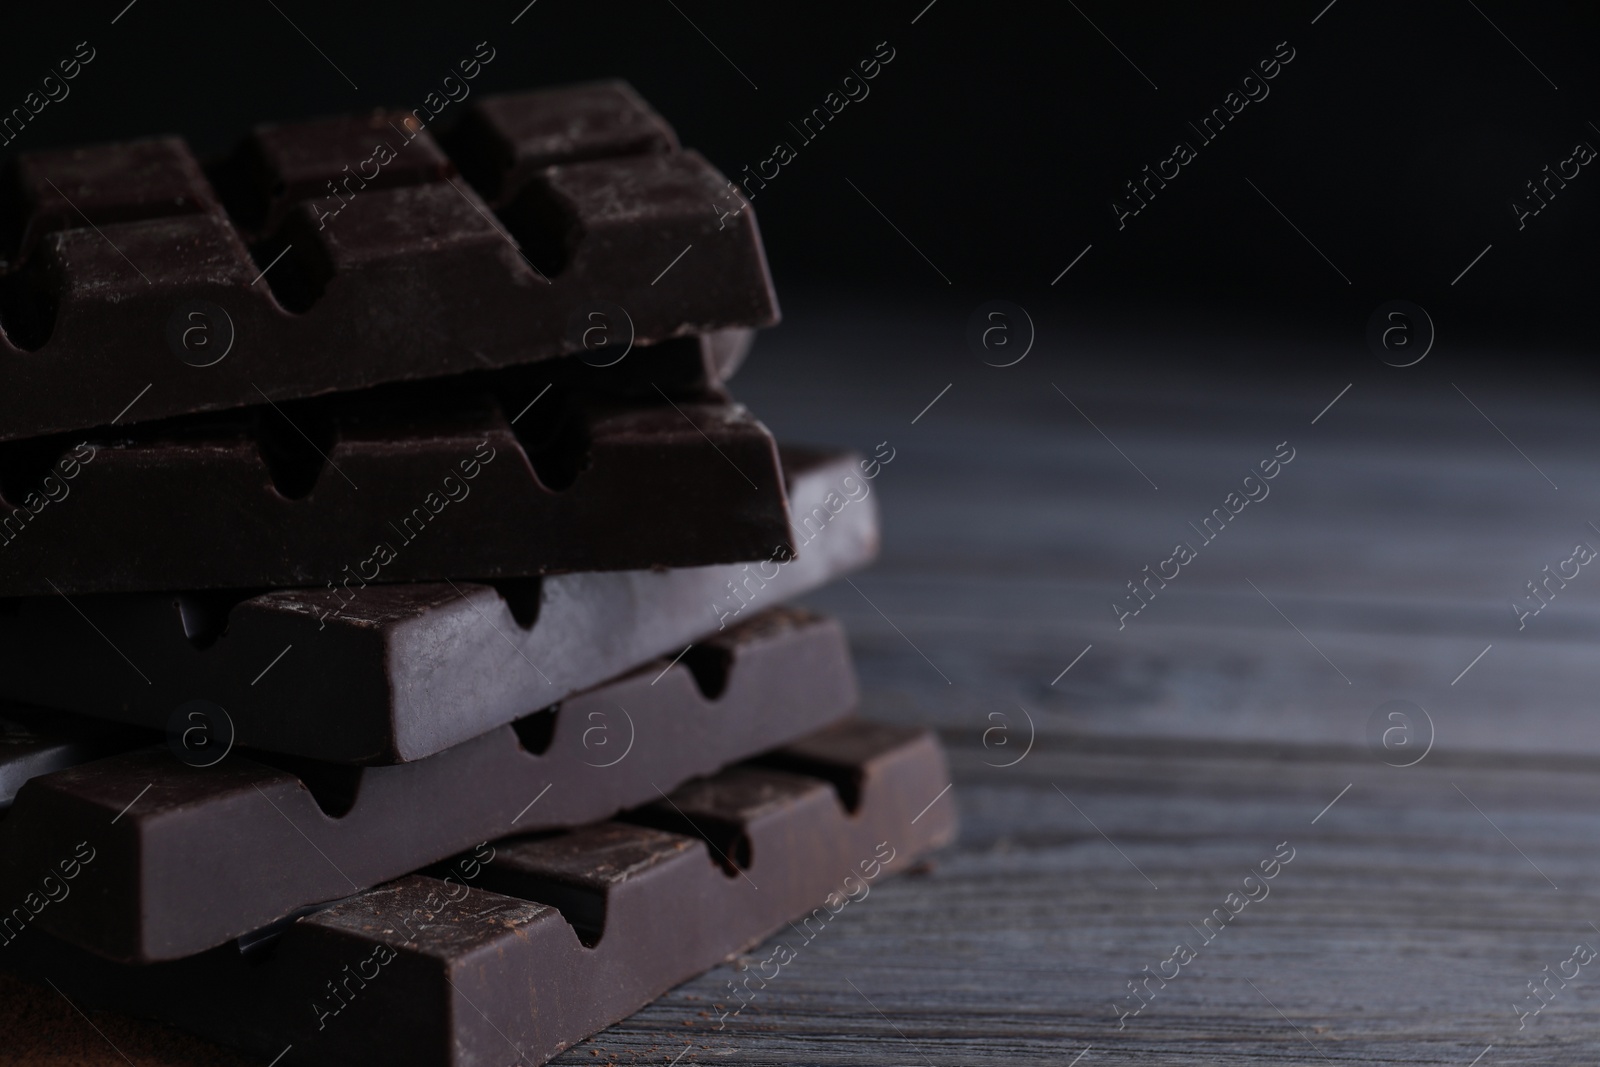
[10, 302, 1600, 1065]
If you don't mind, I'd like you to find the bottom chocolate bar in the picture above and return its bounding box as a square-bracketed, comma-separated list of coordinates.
[2, 720, 955, 1067]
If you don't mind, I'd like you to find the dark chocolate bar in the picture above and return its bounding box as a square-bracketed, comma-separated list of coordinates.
[0, 390, 789, 596]
[0, 446, 875, 763]
[0, 609, 856, 963]
[0, 81, 776, 442]
[1, 721, 955, 1067]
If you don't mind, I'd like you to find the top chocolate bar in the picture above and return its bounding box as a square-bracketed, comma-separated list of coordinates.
[0, 81, 775, 443]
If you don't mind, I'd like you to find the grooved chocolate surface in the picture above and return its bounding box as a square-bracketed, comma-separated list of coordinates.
[0, 609, 856, 963]
[0, 446, 876, 763]
[0, 721, 955, 1067]
[0, 392, 789, 596]
[0, 80, 776, 442]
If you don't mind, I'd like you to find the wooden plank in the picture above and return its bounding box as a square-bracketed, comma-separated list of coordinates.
[738, 311, 1600, 758]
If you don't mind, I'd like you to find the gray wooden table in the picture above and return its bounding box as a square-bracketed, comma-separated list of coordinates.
[573, 298, 1600, 1066]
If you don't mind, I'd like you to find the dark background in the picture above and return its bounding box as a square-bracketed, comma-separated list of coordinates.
[1, 0, 1594, 360]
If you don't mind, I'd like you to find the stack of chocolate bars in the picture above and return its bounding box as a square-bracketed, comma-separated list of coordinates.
[0, 82, 953, 1065]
